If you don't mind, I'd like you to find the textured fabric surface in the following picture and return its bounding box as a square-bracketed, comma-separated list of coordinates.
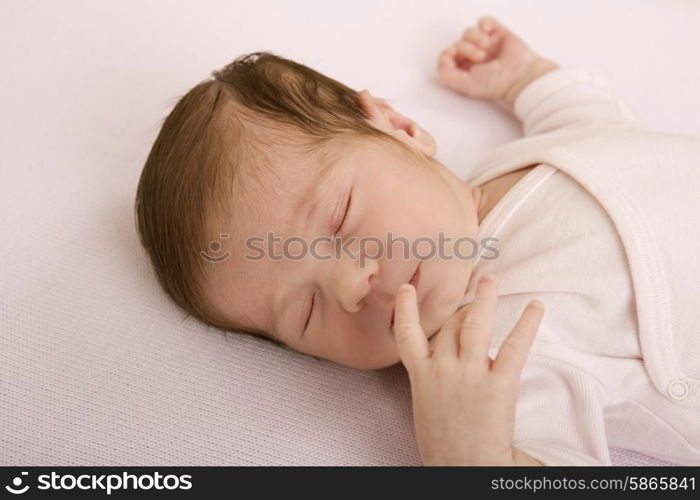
[1, 0, 697, 466]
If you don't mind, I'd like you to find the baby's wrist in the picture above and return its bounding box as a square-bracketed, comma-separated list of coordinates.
[501, 57, 560, 110]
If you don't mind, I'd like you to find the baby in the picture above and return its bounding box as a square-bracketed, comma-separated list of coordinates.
[135, 16, 700, 466]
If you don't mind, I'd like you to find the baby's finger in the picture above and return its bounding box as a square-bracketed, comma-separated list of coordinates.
[462, 26, 490, 49]
[493, 300, 544, 380]
[437, 48, 475, 94]
[455, 40, 486, 62]
[478, 15, 501, 34]
[437, 46, 457, 71]
[393, 284, 429, 373]
[459, 274, 499, 362]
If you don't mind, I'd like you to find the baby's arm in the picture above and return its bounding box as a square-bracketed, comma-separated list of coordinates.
[438, 17, 642, 135]
[437, 16, 558, 110]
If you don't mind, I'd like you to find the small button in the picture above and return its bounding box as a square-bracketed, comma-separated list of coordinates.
[667, 379, 689, 401]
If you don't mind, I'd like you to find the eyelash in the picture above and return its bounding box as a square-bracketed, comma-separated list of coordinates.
[303, 292, 315, 334]
[305, 189, 351, 335]
[334, 191, 352, 236]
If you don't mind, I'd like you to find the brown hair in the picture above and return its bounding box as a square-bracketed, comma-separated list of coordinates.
[135, 51, 414, 342]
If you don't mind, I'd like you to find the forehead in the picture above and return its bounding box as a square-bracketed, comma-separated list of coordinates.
[250, 141, 343, 230]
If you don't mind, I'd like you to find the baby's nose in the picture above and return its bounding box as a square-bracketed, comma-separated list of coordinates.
[332, 256, 380, 314]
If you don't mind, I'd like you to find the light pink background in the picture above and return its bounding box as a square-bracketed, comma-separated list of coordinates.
[2, 0, 698, 465]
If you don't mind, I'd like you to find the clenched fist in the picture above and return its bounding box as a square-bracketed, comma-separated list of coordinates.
[438, 16, 559, 108]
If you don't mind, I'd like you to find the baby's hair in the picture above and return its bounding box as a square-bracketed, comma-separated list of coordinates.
[135, 51, 414, 343]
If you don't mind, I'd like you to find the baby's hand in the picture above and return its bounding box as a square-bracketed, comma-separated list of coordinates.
[393, 274, 545, 466]
[438, 16, 555, 106]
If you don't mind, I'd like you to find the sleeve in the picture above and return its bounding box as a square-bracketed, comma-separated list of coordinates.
[513, 67, 644, 137]
[506, 351, 612, 466]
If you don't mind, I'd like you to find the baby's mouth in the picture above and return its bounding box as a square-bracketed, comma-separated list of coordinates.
[409, 262, 421, 288]
[390, 263, 422, 327]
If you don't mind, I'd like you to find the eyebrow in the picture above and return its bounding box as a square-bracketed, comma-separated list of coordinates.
[292, 151, 342, 233]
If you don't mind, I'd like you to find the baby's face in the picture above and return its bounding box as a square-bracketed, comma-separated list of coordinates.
[206, 137, 480, 369]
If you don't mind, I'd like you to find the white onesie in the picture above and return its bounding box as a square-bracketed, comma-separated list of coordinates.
[459, 68, 700, 466]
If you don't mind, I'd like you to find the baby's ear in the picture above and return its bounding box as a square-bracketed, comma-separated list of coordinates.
[358, 89, 437, 157]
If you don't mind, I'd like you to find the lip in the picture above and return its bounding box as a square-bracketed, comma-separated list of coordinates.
[409, 262, 421, 288]
[390, 262, 422, 327]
